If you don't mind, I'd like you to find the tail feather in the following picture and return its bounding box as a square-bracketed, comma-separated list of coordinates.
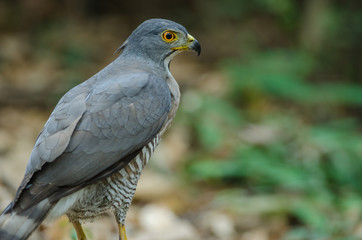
[0, 199, 53, 240]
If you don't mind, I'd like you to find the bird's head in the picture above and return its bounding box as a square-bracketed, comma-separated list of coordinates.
[117, 19, 201, 66]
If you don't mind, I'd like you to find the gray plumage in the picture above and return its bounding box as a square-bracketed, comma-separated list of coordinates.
[0, 18, 200, 240]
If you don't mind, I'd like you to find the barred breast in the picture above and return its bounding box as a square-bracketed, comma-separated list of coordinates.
[65, 75, 180, 224]
[65, 135, 160, 224]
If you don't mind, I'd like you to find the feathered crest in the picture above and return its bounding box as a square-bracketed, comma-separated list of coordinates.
[114, 39, 128, 55]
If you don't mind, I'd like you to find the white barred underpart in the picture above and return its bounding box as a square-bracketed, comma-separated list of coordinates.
[64, 135, 160, 224]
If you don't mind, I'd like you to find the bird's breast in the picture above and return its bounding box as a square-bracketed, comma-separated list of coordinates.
[64, 134, 161, 223]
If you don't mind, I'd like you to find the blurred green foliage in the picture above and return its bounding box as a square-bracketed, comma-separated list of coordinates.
[227, 50, 362, 106]
[184, 52, 362, 237]
[179, 1, 362, 239]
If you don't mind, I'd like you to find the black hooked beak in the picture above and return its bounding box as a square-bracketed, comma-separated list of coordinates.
[187, 34, 201, 56]
[190, 39, 201, 56]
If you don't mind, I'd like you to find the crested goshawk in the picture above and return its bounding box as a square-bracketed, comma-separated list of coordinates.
[0, 18, 201, 240]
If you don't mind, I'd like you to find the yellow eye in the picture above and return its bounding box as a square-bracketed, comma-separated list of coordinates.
[162, 31, 177, 42]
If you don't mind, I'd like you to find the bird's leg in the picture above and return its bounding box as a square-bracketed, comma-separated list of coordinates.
[72, 222, 88, 240]
[118, 224, 128, 240]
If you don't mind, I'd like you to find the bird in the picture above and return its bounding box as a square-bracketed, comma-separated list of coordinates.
[0, 18, 201, 240]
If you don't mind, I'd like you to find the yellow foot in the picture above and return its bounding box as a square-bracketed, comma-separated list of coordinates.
[73, 222, 88, 240]
[118, 224, 128, 240]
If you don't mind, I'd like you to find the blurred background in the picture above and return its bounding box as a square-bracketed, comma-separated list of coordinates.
[0, 0, 362, 239]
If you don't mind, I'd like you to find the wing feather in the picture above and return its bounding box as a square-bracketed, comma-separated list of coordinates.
[12, 71, 171, 211]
